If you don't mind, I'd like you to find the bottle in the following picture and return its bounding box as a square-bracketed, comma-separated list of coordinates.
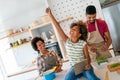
[17, 39, 22, 44]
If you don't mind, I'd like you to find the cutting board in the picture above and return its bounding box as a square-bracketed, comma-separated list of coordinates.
[107, 62, 120, 72]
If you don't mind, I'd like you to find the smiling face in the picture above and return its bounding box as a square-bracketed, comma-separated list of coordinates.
[36, 41, 46, 51]
[70, 26, 81, 40]
[86, 13, 96, 23]
[69, 22, 88, 41]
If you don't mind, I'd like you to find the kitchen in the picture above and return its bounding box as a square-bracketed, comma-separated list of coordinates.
[0, 0, 120, 80]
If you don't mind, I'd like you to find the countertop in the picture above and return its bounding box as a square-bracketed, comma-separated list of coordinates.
[7, 63, 38, 77]
[7, 56, 120, 80]
[92, 56, 120, 80]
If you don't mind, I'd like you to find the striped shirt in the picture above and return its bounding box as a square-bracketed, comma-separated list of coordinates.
[65, 39, 86, 66]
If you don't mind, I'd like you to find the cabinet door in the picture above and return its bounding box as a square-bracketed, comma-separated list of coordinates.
[30, 23, 54, 41]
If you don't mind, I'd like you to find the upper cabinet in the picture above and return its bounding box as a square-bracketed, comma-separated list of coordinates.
[30, 22, 55, 41]
[100, 0, 119, 8]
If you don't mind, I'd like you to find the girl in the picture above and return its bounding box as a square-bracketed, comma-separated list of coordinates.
[46, 8, 100, 80]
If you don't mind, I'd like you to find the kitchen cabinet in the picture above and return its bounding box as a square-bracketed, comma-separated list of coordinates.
[100, 0, 120, 55]
[30, 22, 54, 40]
[100, 0, 119, 8]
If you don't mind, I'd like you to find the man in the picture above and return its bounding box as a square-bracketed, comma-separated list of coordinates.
[86, 5, 112, 62]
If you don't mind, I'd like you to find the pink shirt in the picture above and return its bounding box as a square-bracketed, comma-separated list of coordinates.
[87, 19, 109, 40]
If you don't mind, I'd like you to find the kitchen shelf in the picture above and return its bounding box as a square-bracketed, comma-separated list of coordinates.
[0, 36, 9, 40]
[101, 0, 119, 8]
[30, 21, 51, 30]
[7, 29, 29, 37]
[7, 41, 31, 50]
[0, 22, 52, 40]
[0, 29, 29, 40]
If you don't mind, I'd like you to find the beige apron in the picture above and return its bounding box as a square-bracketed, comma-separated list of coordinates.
[87, 22, 111, 62]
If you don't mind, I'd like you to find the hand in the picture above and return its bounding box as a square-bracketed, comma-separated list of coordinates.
[89, 46, 97, 52]
[55, 66, 63, 73]
[46, 7, 52, 16]
[101, 44, 108, 51]
[85, 64, 91, 70]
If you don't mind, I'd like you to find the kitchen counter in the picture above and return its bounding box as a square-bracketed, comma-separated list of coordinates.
[7, 56, 120, 80]
[7, 60, 68, 77]
[92, 56, 120, 80]
[7, 64, 38, 77]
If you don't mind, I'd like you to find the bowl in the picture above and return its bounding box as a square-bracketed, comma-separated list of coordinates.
[43, 72, 56, 80]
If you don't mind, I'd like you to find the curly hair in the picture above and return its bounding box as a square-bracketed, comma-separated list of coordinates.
[70, 21, 88, 41]
[31, 37, 44, 52]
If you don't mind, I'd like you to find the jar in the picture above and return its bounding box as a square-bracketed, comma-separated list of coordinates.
[17, 39, 22, 44]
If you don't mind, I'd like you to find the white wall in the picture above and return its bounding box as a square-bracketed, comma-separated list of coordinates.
[0, 0, 47, 79]
[0, 0, 47, 31]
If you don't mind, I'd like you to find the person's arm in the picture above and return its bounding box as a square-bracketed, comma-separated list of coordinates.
[101, 31, 112, 51]
[46, 8, 68, 42]
[101, 21, 112, 51]
[83, 44, 91, 70]
[105, 31, 112, 48]
[37, 56, 45, 75]
[52, 51, 63, 72]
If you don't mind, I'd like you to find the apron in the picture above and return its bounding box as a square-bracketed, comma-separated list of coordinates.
[87, 21, 111, 62]
[44, 53, 57, 71]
